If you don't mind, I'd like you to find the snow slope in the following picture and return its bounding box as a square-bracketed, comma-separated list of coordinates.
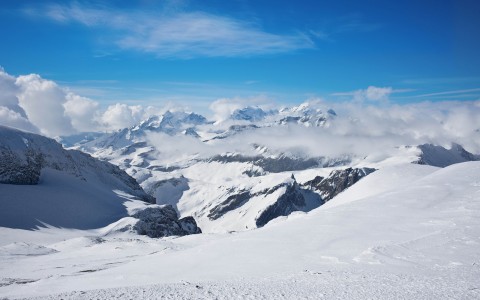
[1, 162, 479, 299]
[0, 125, 154, 230]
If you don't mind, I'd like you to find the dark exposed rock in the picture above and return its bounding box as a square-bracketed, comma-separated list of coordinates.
[242, 168, 266, 177]
[221, 168, 375, 228]
[303, 167, 376, 202]
[132, 205, 201, 238]
[209, 124, 260, 141]
[184, 127, 200, 138]
[255, 181, 319, 227]
[207, 177, 323, 227]
[148, 165, 184, 172]
[279, 116, 301, 125]
[208, 191, 251, 220]
[0, 146, 43, 184]
[120, 142, 148, 155]
[209, 154, 350, 173]
[178, 216, 201, 234]
[208, 168, 374, 228]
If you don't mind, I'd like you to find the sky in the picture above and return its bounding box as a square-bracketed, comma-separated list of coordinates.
[0, 0, 480, 141]
[1, 0, 480, 108]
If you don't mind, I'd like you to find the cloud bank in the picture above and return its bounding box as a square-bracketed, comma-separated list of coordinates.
[1, 68, 479, 157]
[146, 98, 480, 163]
[0, 69, 160, 136]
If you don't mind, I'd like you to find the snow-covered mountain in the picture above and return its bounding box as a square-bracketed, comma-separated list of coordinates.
[2, 101, 480, 298]
[0, 126, 200, 237]
[51, 105, 479, 233]
[415, 143, 480, 167]
[74, 111, 208, 152]
[278, 102, 336, 127]
[231, 106, 269, 122]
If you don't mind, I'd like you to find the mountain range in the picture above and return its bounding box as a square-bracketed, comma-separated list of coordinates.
[1, 103, 479, 298]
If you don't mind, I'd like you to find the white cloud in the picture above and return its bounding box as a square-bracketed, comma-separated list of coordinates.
[2, 68, 480, 157]
[0, 69, 158, 136]
[100, 104, 145, 130]
[332, 86, 394, 103]
[411, 88, 480, 98]
[0, 107, 39, 133]
[33, 3, 313, 58]
[148, 99, 480, 163]
[0, 68, 27, 117]
[15, 74, 76, 136]
[63, 93, 100, 132]
[209, 99, 244, 124]
[363, 86, 393, 101]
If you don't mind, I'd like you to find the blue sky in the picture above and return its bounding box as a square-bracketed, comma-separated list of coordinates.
[1, 0, 480, 108]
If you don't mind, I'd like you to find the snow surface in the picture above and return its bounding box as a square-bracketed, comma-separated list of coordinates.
[0, 125, 153, 230]
[1, 162, 479, 299]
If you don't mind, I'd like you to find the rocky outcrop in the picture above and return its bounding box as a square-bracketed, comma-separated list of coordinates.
[207, 168, 375, 228]
[132, 205, 201, 238]
[255, 180, 321, 227]
[208, 176, 323, 227]
[303, 167, 376, 201]
[209, 154, 350, 173]
[0, 146, 43, 184]
[208, 191, 251, 220]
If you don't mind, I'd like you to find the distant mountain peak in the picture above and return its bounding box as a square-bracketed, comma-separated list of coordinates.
[231, 106, 268, 122]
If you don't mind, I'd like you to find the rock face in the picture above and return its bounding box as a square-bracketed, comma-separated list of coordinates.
[303, 167, 376, 202]
[205, 168, 376, 229]
[207, 176, 323, 228]
[255, 180, 320, 227]
[132, 205, 201, 238]
[208, 191, 251, 221]
[0, 146, 43, 185]
[0, 125, 154, 203]
[209, 154, 350, 173]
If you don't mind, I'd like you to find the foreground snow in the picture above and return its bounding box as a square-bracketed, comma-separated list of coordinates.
[1, 162, 480, 299]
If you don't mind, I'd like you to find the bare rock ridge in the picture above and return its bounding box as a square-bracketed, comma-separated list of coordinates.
[303, 167, 377, 202]
[256, 168, 376, 227]
[209, 154, 351, 173]
[207, 168, 376, 228]
[255, 178, 320, 227]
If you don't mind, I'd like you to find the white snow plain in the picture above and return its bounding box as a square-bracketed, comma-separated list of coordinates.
[1, 162, 479, 299]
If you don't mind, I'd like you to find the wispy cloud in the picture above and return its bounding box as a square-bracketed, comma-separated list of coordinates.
[309, 13, 381, 42]
[331, 86, 413, 102]
[410, 88, 480, 98]
[26, 3, 314, 58]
